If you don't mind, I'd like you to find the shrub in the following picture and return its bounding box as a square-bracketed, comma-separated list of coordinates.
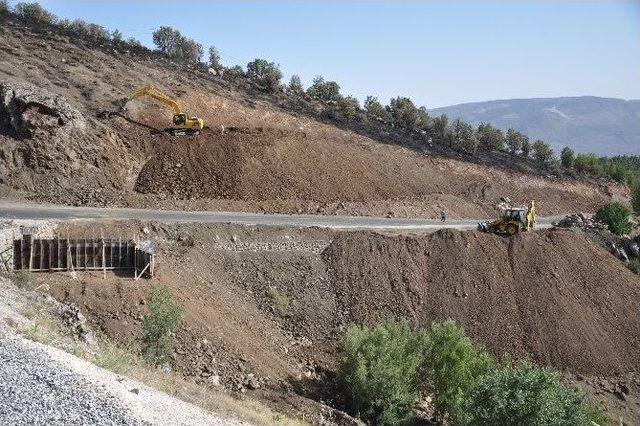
[208, 46, 222, 69]
[521, 138, 531, 158]
[306, 76, 341, 102]
[12, 270, 34, 290]
[561, 147, 575, 168]
[388, 96, 422, 130]
[287, 75, 304, 93]
[478, 123, 505, 151]
[418, 319, 493, 423]
[0, 0, 8, 20]
[340, 320, 421, 425]
[266, 286, 291, 318]
[504, 128, 523, 154]
[111, 29, 123, 42]
[433, 114, 450, 143]
[453, 119, 478, 154]
[532, 140, 554, 164]
[246, 59, 282, 92]
[15, 2, 57, 23]
[627, 259, 640, 275]
[595, 202, 631, 235]
[574, 153, 601, 174]
[152, 26, 182, 55]
[465, 361, 595, 426]
[631, 184, 640, 215]
[141, 284, 183, 365]
[364, 96, 391, 122]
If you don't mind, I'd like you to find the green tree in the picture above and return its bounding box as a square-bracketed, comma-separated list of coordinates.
[453, 119, 478, 154]
[340, 321, 421, 425]
[180, 38, 203, 63]
[560, 147, 575, 168]
[0, 0, 9, 22]
[15, 2, 56, 23]
[433, 114, 450, 144]
[595, 202, 631, 235]
[521, 138, 532, 158]
[288, 74, 304, 93]
[364, 96, 391, 122]
[111, 29, 123, 42]
[141, 285, 183, 365]
[152, 26, 182, 55]
[505, 128, 525, 154]
[632, 185, 640, 215]
[208, 45, 221, 69]
[532, 140, 554, 164]
[574, 153, 601, 174]
[478, 123, 506, 151]
[465, 361, 595, 426]
[418, 319, 493, 423]
[306, 76, 341, 102]
[336, 96, 361, 122]
[388, 96, 421, 130]
[246, 59, 282, 92]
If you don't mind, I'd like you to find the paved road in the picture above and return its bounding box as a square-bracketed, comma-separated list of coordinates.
[0, 201, 563, 232]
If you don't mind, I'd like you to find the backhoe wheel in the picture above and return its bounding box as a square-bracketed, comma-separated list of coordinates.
[506, 223, 519, 236]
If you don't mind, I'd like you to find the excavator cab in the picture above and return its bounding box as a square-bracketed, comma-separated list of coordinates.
[478, 201, 536, 236]
[121, 84, 205, 136]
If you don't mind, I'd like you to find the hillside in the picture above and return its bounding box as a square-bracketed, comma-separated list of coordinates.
[431, 96, 640, 156]
[0, 17, 624, 218]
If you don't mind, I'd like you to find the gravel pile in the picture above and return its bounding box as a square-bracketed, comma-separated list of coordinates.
[0, 337, 146, 426]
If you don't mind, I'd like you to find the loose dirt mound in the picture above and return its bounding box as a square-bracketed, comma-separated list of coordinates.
[323, 228, 640, 375]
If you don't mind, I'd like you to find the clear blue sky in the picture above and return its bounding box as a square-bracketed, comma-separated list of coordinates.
[26, 0, 640, 108]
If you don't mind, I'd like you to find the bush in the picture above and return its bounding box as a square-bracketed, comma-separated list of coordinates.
[246, 58, 282, 92]
[595, 202, 631, 235]
[627, 259, 640, 275]
[521, 138, 531, 158]
[340, 321, 421, 425]
[561, 147, 575, 168]
[306, 76, 341, 102]
[287, 75, 303, 93]
[388, 96, 422, 130]
[111, 29, 123, 42]
[532, 140, 554, 164]
[0, 0, 8, 19]
[15, 2, 56, 23]
[453, 119, 478, 154]
[419, 319, 493, 423]
[266, 286, 291, 318]
[208, 46, 221, 69]
[363, 96, 391, 123]
[465, 361, 595, 426]
[478, 124, 505, 151]
[631, 185, 640, 215]
[141, 284, 183, 365]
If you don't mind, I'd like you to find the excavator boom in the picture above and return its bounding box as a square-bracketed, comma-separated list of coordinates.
[122, 84, 204, 135]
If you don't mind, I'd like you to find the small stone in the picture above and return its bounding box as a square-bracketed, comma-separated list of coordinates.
[129, 388, 139, 395]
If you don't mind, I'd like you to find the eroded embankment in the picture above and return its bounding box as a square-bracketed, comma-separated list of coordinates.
[323, 228, 640, 375]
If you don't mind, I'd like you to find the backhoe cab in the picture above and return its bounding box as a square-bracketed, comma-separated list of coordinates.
[122, 84, 204, 136]
[478, 200, 536, 236]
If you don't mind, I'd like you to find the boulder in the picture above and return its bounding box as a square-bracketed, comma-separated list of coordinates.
[0, 80, 86, 138]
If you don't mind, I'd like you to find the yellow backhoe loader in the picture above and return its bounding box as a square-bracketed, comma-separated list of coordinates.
[477, 200, 536, 236]
[121, 84, 204, 136]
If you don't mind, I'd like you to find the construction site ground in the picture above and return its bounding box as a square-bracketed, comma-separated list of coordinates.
[0, 19, 627, 219]
[22, 219, 639, 424]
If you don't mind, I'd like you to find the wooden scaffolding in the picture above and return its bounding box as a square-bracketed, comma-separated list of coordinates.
[12, 234, 155, 279]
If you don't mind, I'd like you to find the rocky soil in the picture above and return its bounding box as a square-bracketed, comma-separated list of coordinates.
[32, 220, 640, 424]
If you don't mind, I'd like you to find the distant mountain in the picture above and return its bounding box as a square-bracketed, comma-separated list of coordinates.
[430, 96, 640, 156]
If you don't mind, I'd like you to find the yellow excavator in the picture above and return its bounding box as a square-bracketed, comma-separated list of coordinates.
[121, 84, 204, 136]
[478, 200, 536, 236]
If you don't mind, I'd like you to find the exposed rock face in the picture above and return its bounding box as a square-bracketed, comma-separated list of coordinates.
[0, 81, 86, 138]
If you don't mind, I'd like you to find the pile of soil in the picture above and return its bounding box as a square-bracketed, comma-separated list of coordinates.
[323, 228, 640, 375]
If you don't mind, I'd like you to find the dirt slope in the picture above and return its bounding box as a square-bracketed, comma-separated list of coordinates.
[0, 18, 620, 217]
[323, 228, 640, 375]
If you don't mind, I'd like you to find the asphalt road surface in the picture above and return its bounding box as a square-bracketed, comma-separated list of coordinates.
[0, 201, 563, 232]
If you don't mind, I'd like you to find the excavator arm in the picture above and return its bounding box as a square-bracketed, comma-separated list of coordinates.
[125, 84, 183, 115]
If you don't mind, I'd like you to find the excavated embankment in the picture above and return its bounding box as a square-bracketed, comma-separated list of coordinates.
[323, 228, 640, 375]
